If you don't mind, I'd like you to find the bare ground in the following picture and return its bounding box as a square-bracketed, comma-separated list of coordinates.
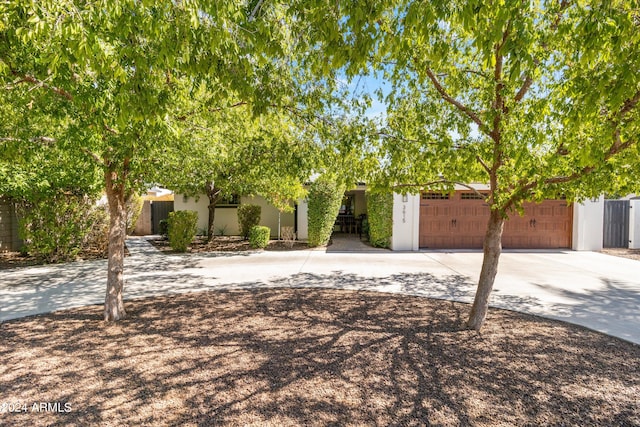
[599, 248, 640, 262]
[1, 289, 638, 426]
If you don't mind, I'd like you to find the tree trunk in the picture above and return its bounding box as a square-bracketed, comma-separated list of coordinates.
[104, 168, 127, 321]
[467, 209, 505, 330]
[205, 182, 220, 242]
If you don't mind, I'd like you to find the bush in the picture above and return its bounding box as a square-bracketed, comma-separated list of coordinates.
[249, 225, 270, 249]
[167, 210, 198, 252]
[126, 193, 144, 234]
[307, 177, 345, 247]
[280, 226, 296, 248]
[18, 195, 99, 263]
[158, 219, 169, 237]
[237, 204, 261, 238]
[83, 202, 110, 256]
[367, 191, 393, 248]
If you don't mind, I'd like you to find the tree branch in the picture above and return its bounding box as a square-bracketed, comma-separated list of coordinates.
[618, 88, 640, 117]
[248, 0, 265, 21]
[514, 76, 534, 103]
[506, 133, 637, 211]
[393, 179, 488, 200]
[10, 71, 73, 101]
[513, 1, 570, 104]
[424, 67, 486, 131]
[0, 136, 56, 144]
[82, 147, 104, 166]
[476, 155, 491, 175]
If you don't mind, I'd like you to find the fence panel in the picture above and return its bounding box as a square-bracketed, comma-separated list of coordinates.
[151, 201, 174, 234]
[603, 200, 630, 248]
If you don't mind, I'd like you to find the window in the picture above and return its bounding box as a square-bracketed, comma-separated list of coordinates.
[422, 192, 450, 200]
[218, 194, 240, 207]
[461, 192, 487, 200]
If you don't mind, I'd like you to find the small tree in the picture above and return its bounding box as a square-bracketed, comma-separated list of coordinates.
[237, 204, 261, 239]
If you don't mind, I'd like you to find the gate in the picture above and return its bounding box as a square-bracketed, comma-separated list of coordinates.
[603, 200, 630, 248]
[151, 201, 174, 234]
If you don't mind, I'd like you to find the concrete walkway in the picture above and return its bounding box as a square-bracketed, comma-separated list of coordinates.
[1, 236, 639, 345]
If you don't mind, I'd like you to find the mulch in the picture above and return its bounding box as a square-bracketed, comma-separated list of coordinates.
[1, 289, 638, 426]
[147, 236, 312, 253]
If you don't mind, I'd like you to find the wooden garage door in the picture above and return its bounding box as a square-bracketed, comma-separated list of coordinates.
[419, 192, 572, 249]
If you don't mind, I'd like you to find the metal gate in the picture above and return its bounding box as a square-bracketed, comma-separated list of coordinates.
[603, 200, 630, 248]
[151, 201, 174, 234]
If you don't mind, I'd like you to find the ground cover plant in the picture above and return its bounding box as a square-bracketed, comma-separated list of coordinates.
[1, 289, 638, 426]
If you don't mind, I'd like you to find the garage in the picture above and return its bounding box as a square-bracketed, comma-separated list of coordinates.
[419, 191, 573, 249]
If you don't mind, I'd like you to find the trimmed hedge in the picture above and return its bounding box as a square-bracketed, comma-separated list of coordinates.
[249, 225, 270, 249]
[307, 178, 345, 247]
[237, 204, 261, 239]
[367, 191, 393, 248]
[167, 210, 198, 252]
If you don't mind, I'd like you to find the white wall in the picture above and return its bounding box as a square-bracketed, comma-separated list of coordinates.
[391, 193, 420, 251]
[629, 199, 640, 249]
[243, 196, 295, 238]
[297, 198, 309, 240]
[572, 196, 605, 251]
[174, 194, 209, 233]
[174, 194, 294, 238]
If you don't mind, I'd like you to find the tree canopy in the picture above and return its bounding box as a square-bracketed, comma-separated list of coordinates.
[308, 0, 640, 329]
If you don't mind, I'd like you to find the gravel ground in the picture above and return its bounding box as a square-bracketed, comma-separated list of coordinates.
[1, 289, 638, 426]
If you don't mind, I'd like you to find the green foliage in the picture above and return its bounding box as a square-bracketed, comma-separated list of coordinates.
[126, 194, 144, 234]
[17, 195, 103, 263]
[307, 177, 345, 247]
[249, 225, 270, 249]
[158, 219, 169, 237]
[366, 191, 393, 248]
[237, 204, 261, 239]
[167, 210, 198, 252]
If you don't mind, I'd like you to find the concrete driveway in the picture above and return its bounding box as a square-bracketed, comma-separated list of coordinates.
[1, 237, 639, 345]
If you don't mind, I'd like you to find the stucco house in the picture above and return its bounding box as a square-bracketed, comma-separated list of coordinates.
[174, 183, 639, 252]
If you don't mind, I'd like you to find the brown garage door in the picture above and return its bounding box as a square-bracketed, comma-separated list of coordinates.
[419, 191, 572, 249]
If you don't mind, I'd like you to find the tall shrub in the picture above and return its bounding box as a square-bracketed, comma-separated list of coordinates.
[18, 195, 98, 263]
[367, 191, 393, 248]
[167, 210, 198, 252]
[237, 204, 261, 238]
[307, 178, 345, 247]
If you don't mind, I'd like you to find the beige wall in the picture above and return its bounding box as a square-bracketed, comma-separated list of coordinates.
[133, 201, 152, 236]
[174, 194, 294, 238]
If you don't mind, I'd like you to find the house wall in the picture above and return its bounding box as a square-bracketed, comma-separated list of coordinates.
[390, 193, 420, 251]
[133, 201, 152, 235]
[174, 194, 294, 238]
[629, 199, 640, 249]
[297, 198, 309, 240]
[390, 192, 606, 252]
[572, 196, 605, 251]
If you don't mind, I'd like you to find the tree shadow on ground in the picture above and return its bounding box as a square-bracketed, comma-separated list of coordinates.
[1, 289, 638, 426]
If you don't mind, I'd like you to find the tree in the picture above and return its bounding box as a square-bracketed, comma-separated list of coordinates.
[158, 102, 314, 240]
[1, 1, 322, 321]
[296, 0, 640, 329]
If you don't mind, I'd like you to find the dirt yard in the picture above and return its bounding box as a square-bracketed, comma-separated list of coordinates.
[1, 289, 638, 426]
